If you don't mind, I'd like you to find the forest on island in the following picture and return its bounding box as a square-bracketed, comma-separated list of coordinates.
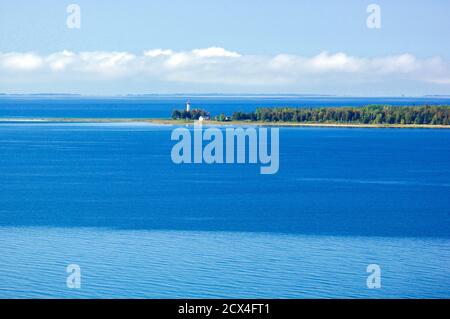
[171, 109, 210, 120]
[231, 105, 450, 125]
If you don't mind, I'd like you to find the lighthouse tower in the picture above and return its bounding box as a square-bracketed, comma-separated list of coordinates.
[186, 100, 191, 112]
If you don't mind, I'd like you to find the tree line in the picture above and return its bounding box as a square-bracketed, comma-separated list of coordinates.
[172, 109, 210, 120]
[231, 105, 450, 125]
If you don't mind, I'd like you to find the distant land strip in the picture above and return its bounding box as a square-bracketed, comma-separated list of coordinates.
[1, 105, 450, 129]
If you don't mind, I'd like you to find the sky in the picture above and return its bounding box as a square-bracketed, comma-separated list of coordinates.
[0, 0, 449, 95]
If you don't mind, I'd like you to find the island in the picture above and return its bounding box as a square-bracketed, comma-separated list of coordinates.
[169, 104, 450, 128]
[2, 105, 450, 129]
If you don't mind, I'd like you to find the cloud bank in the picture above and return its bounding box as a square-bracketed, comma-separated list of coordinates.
[1, 47, 449, 93]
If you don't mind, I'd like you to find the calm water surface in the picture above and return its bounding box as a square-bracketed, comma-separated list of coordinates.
[0, 107, 449, 298]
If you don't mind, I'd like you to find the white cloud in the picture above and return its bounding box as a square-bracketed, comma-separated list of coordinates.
[0, 52, 43, 71]
[370, 54, 418, 74]
[143, 49, 173, 58]
[165, 52, 190, 68]
[46, 50, 75, 71]
[77, 51, 136, 77]
[0, 47, 449, 90]
[309, 52, 363, 72]
[191, 47, 241, 58]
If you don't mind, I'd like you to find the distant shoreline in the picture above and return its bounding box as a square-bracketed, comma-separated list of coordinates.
[1, 117, 450, 129]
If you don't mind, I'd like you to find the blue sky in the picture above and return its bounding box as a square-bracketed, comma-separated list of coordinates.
[1, 0, 450, 95]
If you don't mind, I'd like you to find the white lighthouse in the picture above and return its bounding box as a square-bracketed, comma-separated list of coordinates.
[186, 100, 191, 112]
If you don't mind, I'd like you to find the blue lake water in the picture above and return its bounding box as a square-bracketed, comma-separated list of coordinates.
[0, 98, 449, 298]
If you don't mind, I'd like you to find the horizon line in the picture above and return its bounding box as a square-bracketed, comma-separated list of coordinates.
[1, 93, 450, 98]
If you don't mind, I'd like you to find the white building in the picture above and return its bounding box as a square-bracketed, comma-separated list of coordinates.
[186, 101, 191, 112]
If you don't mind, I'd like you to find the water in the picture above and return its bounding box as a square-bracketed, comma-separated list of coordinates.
[0, 99, 449, 298]
[1, 228, 448, 298]
[1, 95, 450, 119]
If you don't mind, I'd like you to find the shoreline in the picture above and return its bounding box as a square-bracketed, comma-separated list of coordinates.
[1, 117, 449, 129]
